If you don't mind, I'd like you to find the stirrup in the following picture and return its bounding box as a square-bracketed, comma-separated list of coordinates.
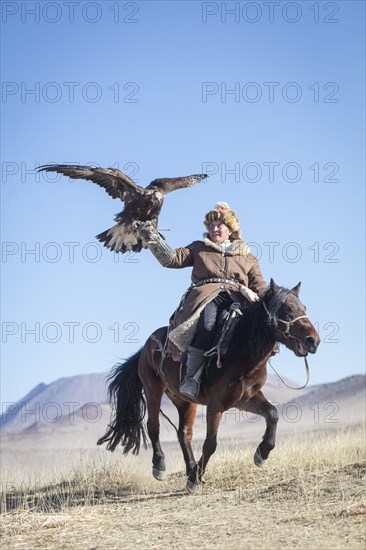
[179, 378, 200, 398]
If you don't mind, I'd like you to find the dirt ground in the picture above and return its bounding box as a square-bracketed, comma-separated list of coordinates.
[1, 407, 365, 549]
[1, 461, 365, 550]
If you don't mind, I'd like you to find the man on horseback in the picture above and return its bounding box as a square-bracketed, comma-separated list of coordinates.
[138, 202, 269, 399]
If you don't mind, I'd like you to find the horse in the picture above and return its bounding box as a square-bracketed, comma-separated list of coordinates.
[97, 279, 320, 493]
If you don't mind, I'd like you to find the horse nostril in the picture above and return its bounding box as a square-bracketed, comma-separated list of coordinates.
[305, 336, 315, 348]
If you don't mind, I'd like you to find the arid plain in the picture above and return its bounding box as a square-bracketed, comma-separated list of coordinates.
[1, 372, 365, 549]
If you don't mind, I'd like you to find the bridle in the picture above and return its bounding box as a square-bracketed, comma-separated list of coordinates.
[262, 300, 309, 340]
[262, 297, 310, 390]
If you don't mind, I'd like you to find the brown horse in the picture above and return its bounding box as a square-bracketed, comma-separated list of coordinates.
[97, 279, 320, 493]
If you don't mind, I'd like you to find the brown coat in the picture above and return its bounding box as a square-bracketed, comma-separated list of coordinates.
[164, 238, 267, 353]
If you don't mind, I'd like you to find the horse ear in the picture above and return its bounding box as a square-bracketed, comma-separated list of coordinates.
[270, 278, 280, 293]
[292, 282, 301, 296]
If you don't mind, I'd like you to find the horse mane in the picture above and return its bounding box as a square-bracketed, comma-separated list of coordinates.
[226, 285, 296, 360]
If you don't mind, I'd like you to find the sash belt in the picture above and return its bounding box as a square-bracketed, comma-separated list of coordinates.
[191, 277, 239, 288]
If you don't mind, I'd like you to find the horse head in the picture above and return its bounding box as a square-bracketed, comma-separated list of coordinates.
[264, 278, 320, 357]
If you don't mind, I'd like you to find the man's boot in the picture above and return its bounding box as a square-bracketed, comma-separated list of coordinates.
[179, 346, 205, 398]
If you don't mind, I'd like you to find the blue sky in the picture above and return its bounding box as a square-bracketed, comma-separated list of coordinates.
[1, 0, 365, 405]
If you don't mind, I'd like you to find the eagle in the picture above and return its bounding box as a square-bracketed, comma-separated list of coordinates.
[37, 164, 208, 253]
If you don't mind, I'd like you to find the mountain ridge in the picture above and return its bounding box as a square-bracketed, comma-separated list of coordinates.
[1, 371, 364, 433]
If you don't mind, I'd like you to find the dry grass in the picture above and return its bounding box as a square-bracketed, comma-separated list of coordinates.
[1, 425, 365, 549]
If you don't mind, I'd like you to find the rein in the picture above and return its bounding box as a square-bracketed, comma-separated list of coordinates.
[268, 356, 310, 390]
[262, 299, 310, 390]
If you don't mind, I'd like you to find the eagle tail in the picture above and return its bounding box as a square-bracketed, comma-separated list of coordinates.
[96, 224, 143, 254]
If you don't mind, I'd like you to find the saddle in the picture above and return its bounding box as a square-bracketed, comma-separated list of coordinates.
[171, 301, 243, 368]
[204, 301, 243, 367]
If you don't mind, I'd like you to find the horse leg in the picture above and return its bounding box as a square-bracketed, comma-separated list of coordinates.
[240, 390, 279, 467]
[138, 350, 167, 481]
[142, 372, 169, 481]
[186, 405, 222, 493]
[168, 393, 197, 475]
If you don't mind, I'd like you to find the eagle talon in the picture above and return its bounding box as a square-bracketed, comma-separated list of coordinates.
[138, 221, 158, 243]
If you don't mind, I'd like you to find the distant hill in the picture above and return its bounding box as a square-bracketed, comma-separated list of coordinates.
[1, 373, 109, 432]
[281, 374, 365, 405]
[1, 371, 364, 436]
[276, 374, 366, 429]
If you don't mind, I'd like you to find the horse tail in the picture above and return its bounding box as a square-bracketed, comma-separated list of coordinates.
[97, 349, 148, 455]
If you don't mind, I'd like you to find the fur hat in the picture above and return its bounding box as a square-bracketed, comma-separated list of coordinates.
[204, 202, 241, 240]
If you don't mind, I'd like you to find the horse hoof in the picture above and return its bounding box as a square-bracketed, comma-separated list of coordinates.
[186, 480, 202, 495]
[152, 468, 166, 481]
[254, 449, 267, 468]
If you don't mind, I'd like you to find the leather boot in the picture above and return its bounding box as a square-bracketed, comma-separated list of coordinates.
[179, 346, 205, 398]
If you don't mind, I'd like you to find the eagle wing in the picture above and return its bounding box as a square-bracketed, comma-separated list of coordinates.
[146, 173, 208, 194]
[37, 164, 145, 202]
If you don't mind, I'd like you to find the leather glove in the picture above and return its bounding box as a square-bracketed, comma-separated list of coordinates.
[137, 221, 175, 266]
